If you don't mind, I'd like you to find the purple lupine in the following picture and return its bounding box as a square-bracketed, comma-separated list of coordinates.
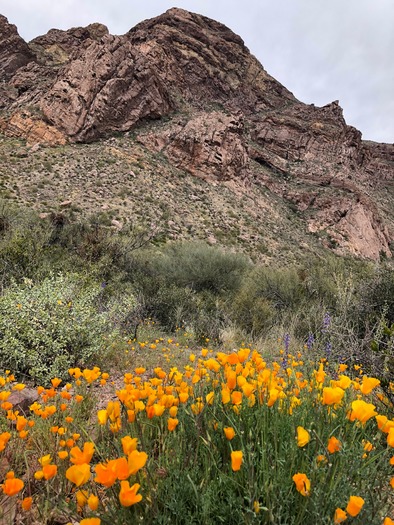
[322, 312, 331, 333]
[306, 333, 314, 351]
[282, 333, 290, 368]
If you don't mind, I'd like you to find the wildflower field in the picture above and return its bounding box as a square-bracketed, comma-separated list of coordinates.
[1, 339, 394, 524]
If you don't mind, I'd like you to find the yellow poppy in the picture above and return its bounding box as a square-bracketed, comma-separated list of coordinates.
[334, 508, 347, 524]
[360, 376, 380, 395]
[231, 450, 243, 471]
[296, 426, 310, 447]
[292, 473, 311, 496]
[322, 387, 344, 406]
[128, 450, 148, 475]
[66, 463, 91, 487]
[121, 436, 138, 455]
[224, 427, 235, 440]
[119, 481, 142, 507]
[347, 400, 377, 423]
[346, 496, 364, 517]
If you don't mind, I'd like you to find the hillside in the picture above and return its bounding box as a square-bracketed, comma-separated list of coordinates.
[0, 8, 393, 261]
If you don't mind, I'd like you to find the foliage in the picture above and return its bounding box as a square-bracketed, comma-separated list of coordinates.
[152, 241, 250, 294]
[0, 274, 111, 384]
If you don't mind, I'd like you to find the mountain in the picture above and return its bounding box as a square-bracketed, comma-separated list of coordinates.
[0, 8, 393, 261]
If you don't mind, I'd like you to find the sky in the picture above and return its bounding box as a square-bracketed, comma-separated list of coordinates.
[1, 0, 393, 143]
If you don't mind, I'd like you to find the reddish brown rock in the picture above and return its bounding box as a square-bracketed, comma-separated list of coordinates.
[0, 15, 35, 81]
[40, 34, 173, 141]
[138, 111, 249, 181]
[29, 23, 109, 65]
[0, 112, 67, 146]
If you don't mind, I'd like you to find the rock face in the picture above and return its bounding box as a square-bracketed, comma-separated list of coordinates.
[0, 15, 34, 81]
[0, 8, 393, 259]
[0, 111, 67, 146]
[138, 111, 249, 181]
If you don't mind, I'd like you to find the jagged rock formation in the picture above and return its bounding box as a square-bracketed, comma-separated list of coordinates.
[0, 8, 393, 259]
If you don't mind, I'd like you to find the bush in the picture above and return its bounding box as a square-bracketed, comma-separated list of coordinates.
[0, 273, 111, 384]
[0, 201, 53, 288]
[231, 266, 308, 336]
[153, 241, 250, 294]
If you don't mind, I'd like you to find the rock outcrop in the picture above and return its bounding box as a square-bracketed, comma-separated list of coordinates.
[0, 8, 393, 259]
[138, 111, 249, 181]
[0, 15, 34, 81]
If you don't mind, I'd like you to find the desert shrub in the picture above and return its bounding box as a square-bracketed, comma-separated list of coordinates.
[356, 265, 394, 329]
[231, 266, 308, 337]
[124, 243, 249, 339]
[153, 241, 250, 294]
[0, 201, 54, 288]
[0, 273, 112, 384]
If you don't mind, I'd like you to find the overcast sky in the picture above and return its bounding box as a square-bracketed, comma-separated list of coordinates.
[1, 0, 393, 143]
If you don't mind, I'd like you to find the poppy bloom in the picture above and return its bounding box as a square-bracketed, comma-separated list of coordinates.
[346, 496, 364, 517]
[43, 464, 58, 480]
[292, 473, 311, 496]
[127, 450, 148, 475]
[327, 436, 341, 454]
[38, 454, 52, 467]
[88, 494, 99, 511]
[121, 436, 138, 455]
[347, 400, 377, 423]
[315, 363, 326, 384]
[224, 427, 235, 440]
[66, 463, 91, 487]
[97, 410, 108, 425]
[336, 375, 351, 389]
[21, 496, 33, 511]
[70, 442, 94, 465]
[334, 508, 347, 524]
[322, 387, 344, 406]
[221, 388, 231, 404]
[388, 428, 394, 448]
[231, 391, 243, 405]
[119, 481, 142, 507]
[360, 376, 380, 395]
[167, 418, 179, 431]
[94, 463, 117, 488]
[296, 426, 310, 447]
[231, 451, 243, 471]
[1, 476, 24, 496]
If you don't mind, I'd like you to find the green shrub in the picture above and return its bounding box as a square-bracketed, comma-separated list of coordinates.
[0, 273, 111, 384]
[0, 200, 53, 287]
[231, 266, 308, 336]
[153, 241, 250, 294]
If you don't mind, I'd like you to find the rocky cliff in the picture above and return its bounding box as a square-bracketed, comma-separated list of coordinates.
[0, 8, 393, 259]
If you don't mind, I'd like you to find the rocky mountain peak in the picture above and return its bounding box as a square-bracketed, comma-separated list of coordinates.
[0, 9, 393, 260]
[0, 15, 35, 81]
